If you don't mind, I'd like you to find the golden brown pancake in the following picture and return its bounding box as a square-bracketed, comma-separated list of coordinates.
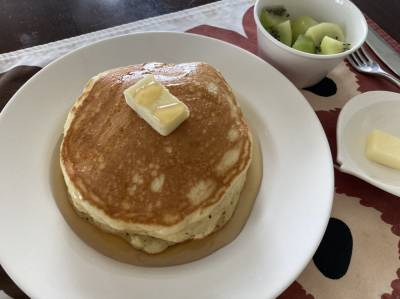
[60, 62, 252, 253]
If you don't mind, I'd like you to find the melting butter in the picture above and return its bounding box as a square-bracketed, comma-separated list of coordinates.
[124, 75, 190, 136]
[135, 83, 162, 107]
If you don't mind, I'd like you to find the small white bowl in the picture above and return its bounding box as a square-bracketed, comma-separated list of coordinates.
[337, 91, 400, 197]
[254, 0, 368, 88]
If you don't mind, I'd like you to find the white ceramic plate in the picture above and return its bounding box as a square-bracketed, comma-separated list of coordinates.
[0, 32, 333, 299]
[337, 90, 400, 196]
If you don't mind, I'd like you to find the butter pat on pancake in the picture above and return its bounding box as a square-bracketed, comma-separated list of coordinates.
[60, 62, 253, 254]
[123, 74, 190, 136]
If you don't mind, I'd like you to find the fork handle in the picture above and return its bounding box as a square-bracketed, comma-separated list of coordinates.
[378, 71, 400, 88]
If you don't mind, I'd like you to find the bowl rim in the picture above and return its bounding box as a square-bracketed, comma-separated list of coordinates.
[253, 0, 368, 59]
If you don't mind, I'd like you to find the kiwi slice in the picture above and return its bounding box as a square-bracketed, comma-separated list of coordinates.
[260, 9, 288, 31]
[305, 22, 345, 46]
[292, 34, 316, 54]
[272, 20, 292, 46]
[320, 36, 350, 54]
[292, 16, 318, 41]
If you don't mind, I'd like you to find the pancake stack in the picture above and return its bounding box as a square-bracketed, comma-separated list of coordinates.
[60, 62, 252, 253]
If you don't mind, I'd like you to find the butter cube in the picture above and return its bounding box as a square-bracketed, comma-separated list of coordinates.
[154, 103, 186, 124]
[124, 75, 190, 136]
[365, 129, 400, 170]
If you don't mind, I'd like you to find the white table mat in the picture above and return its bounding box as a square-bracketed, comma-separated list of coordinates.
[0, 0, 252, 73]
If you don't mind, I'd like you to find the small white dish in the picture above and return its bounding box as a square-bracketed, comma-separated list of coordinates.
[337, 91, 400, 196]
[254, 0, 368, 88]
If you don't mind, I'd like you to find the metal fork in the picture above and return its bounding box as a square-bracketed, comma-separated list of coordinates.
[347, 46, 400, 88]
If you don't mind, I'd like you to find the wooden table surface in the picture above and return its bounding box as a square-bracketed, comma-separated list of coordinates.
[0, 0, 399, 55]
[0, 0, 399, 298]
